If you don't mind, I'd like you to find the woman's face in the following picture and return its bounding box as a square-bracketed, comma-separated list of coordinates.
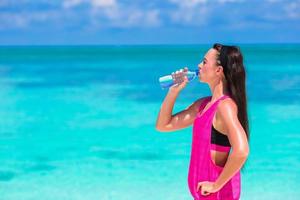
[198, 48, 222, 83]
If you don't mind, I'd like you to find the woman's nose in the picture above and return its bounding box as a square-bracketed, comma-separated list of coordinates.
[198, 62, 203, 69]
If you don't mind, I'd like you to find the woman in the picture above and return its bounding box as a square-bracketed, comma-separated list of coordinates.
[156, 43, 250, 200]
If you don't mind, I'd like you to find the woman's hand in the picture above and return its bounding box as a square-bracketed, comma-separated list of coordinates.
[169, 67, 189, 93]
[197, 181, 220, 196]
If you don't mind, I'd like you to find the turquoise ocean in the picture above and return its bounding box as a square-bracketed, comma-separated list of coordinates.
[0, 44, 299, 200]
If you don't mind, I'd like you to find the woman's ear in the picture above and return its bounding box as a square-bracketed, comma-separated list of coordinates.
[216, 65, 223, 75]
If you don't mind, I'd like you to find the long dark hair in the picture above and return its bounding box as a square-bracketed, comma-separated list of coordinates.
[213, 43, 250, 172]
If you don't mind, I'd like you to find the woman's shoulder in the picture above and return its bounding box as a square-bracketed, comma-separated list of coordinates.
[195, 96, 211, 104]
[194, 96, 211, 110]
[217, 96, 238, 116]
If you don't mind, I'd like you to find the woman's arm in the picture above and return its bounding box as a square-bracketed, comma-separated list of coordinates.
[214, 98, 250, 190]
[155, 90, 206, 132]
[155, 90, 180, 131]
[156, 67, 204, 132]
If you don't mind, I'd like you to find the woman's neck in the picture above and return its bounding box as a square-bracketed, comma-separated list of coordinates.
[209, 78, 229, 102]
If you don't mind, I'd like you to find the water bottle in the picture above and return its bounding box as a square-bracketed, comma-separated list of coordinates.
[159, 69, 199, 89]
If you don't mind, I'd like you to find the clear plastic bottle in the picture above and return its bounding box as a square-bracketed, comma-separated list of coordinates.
[159, 69, 199, 89]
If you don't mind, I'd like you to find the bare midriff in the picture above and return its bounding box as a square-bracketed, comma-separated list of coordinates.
[210, 150, 229, 167]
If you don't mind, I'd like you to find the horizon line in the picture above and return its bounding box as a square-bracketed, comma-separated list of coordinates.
[1, 42, 300, 47]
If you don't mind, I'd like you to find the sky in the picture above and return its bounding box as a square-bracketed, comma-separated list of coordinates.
[0, 0, 299, 45]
